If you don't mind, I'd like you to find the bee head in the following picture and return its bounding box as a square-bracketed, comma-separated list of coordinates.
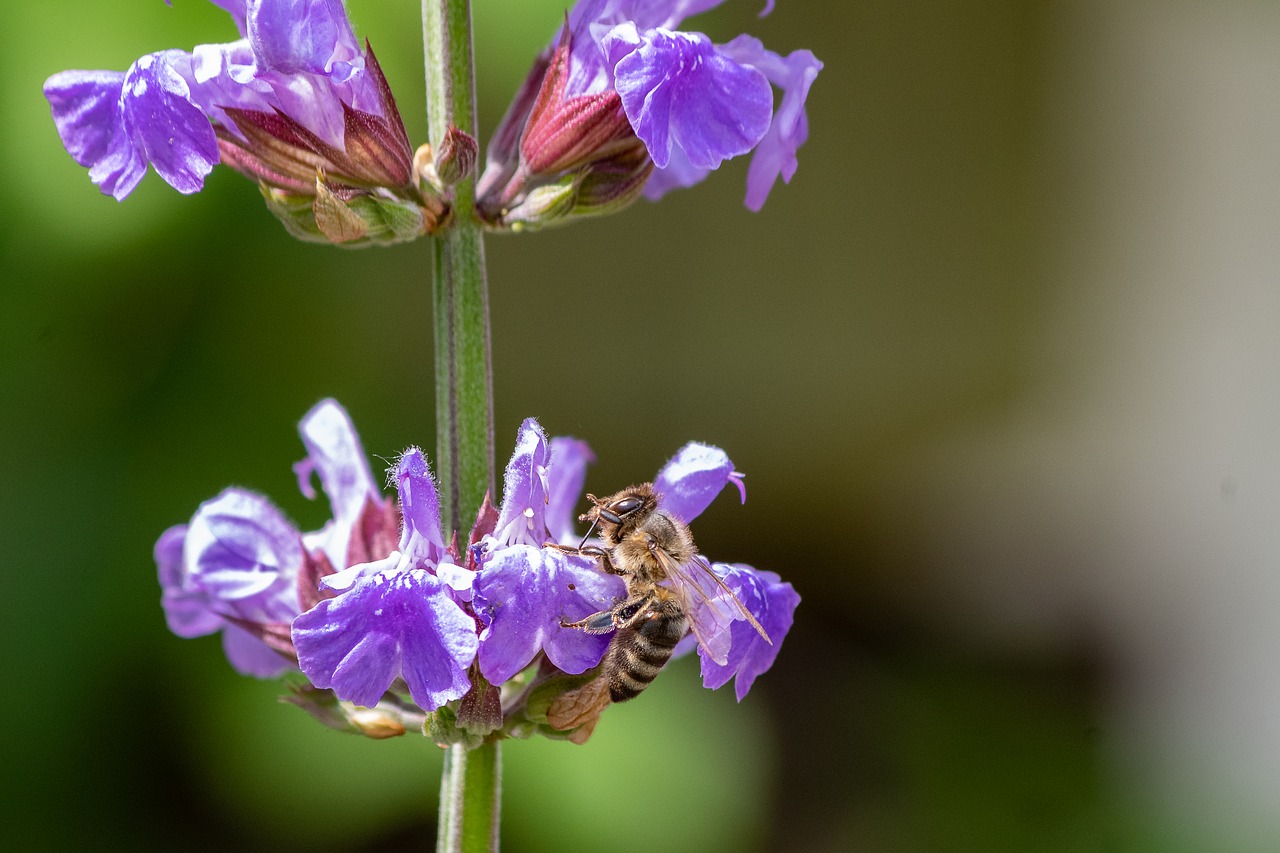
[579, 483, 658, 541]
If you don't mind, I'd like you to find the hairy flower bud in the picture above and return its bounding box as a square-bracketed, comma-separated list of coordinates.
[435, 126, 480, 187]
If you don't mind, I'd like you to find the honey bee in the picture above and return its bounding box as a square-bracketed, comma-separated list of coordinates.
[547, 483, 770, 734]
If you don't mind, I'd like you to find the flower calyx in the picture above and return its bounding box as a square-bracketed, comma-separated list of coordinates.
[477, 25, 652, 231]
[219, 44, 450, 246]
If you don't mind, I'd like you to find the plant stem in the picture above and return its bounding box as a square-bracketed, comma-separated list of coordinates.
[423, 0, 499, 850]
[437, 741, 502, 853]
[423, 0, 494, 535]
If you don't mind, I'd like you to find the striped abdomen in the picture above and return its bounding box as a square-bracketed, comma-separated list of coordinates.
[604, 605, 689, 703]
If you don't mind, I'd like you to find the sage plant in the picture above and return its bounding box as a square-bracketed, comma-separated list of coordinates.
[46, 1, 817, 849]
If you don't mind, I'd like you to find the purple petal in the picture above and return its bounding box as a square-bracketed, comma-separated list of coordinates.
[697, 563, 798, 700]
[720, 36, 822, 210]
[642, 143, 712, 200]
[474, 547, 622, 684]
[294, 398, 377, 569]
[124, 51, 221, 194]
[44, 69, 146, 200]
[184, 489, 303, 608]
[606, 25, 772, 170]
[653, 442, 744, 523]
[569, 0, 726, 36]
[247, 0, 358, 77]
[492, 419, 551, 548]
[156, 524, 223, 638]
[222, 622, 292, 677]
[292, 568, 477, 709]
[186, 40, 273, 134]
[546, 437, 594, 544]
[394, 448, 446, 564]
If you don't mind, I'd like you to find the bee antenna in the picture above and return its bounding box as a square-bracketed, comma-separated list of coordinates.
[576, 515, 602, 550]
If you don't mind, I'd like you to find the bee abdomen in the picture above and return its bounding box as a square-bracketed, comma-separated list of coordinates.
[605, 611, 689, 703]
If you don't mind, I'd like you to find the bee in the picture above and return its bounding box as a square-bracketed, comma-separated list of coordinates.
[547, 483, 770, 733]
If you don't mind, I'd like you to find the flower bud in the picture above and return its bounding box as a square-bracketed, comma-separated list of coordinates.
[476, 24, 651, 230]
[435, 126, 479, 187]
[497, 174, 580, 232]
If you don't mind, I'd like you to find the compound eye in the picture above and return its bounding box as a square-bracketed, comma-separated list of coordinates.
[610, 496, 644, 517]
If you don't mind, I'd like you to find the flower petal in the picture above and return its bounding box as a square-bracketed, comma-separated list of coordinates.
[719, 35, 822, 210]
[697, 563, 798, 699]
[493, 419, 551, 548]
[44, 69, 146, 200]
[123, 51, 221, 194]
[641, 142, 711, 201]
[606, 25, 772, 170]
[247, 0, 358, 76]
[474, 547, 621, 684]
[653, 442, 744, 522]
[292, 568, 477, 709]
[183, 488, 303, 609]
[393, 448, 446, 564]
[294, 398, 377, 569]
[156, 524, 223, 638]
[222, 622, 292, 677]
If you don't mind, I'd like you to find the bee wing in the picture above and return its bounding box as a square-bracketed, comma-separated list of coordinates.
[654, 550, 771, 666]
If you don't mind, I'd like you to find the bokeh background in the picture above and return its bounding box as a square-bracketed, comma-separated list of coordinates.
[5, 0, 1280, 850]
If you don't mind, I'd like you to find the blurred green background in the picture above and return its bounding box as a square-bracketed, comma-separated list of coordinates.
[7, 1, 1280, 851]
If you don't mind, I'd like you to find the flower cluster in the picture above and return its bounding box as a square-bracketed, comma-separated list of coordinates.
[158, 401, 798, 741]
[44, 0, 446, 245]
[477, 0, 822, 228]
[47, 0, 819, 238]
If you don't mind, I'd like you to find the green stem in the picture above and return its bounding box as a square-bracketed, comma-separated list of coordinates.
[437, 741, 501, 853]
[423, 0, 494, 535]
[422, 0, 499, 851]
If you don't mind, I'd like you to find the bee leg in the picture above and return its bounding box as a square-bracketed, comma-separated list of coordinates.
[546, 543, 609, 560]
[561, 609, 618, 634]
[560, 594, 653, 634]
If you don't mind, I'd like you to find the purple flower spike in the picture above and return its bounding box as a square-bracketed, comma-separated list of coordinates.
[546, 437, 594, 544]
[292, 568, 477, 710]
[697, 564, 798, 700]
[492, 419, 552, 548]
[654, 442, 746, 523]
[474, 548, 623, 684]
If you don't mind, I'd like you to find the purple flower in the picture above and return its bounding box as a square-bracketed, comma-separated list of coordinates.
[472, 421, 626, 685]
[156, 398, 379, 677]
[292, 448, 479, 710]
[44, 0, 395, 201]
[566, 0, 821, 208]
